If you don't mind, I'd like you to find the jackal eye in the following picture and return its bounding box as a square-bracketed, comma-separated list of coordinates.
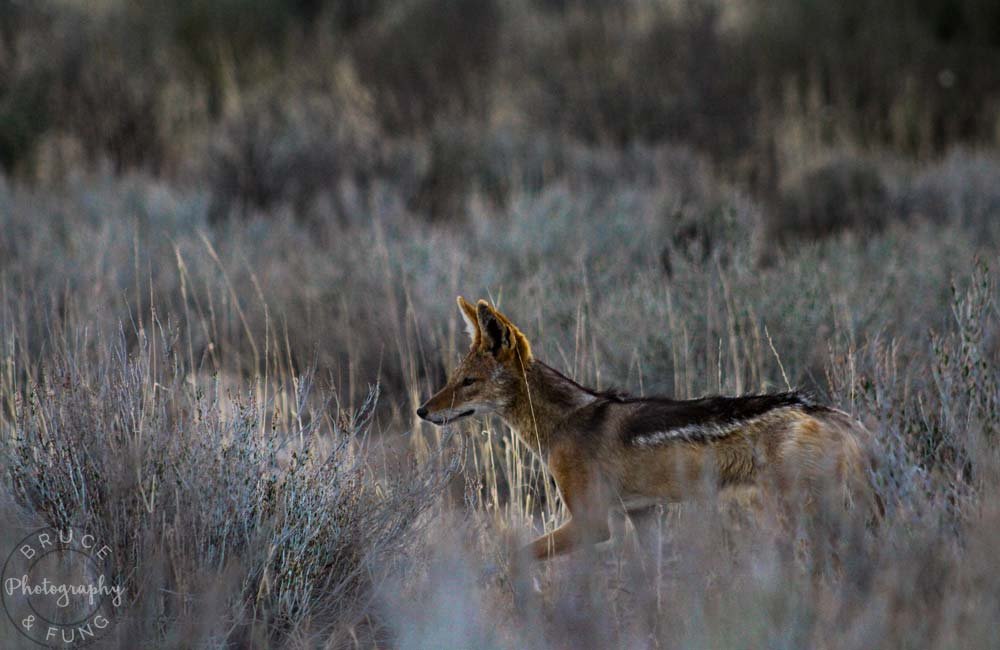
[461, 377, 478, 387]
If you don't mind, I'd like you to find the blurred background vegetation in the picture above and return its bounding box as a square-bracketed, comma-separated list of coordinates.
[3, 0, 1000, 212]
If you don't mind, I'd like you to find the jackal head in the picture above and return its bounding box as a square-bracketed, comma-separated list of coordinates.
[417, 297, 533, 425]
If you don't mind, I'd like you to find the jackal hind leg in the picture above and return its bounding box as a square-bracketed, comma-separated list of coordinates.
[528, 517, 610, 559]
[617, 504, 667, 556]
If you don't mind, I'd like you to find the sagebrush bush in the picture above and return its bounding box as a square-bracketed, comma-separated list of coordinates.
[351, 0, 500, 134]
[1, 327, 454, 647]
[513, 2, 754, 157]
[775, 155, 890, 241]
[899, 149, 1000, 238]
[203, 96, 383, 223]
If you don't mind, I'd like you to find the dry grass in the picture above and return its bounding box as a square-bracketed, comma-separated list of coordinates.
[1, 312, 456, 648]
[1, 150, 999, 648]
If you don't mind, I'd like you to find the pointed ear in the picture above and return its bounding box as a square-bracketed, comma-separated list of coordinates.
[476, 301, 506, 355]
[456, 296, 480, 345]
[476, 300, 532, 362]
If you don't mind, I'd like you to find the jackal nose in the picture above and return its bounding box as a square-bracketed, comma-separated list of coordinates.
[416, 406, 428, 419]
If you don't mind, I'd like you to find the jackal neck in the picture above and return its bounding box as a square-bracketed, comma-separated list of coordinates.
[498, 361, 597, 458]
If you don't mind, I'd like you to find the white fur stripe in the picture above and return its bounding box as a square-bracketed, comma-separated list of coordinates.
[629, 407, 797, 448]
[631, 422, 742, 447]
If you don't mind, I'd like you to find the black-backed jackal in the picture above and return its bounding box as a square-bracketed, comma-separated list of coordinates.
[417, 298, 881, 560]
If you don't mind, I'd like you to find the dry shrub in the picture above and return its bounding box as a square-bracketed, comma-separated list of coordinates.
[351, 0, 501, 134]
[775, 156, 890, 242]
[2, 329, 455, 647]
[744, 0, 1000, 155]
[899, 150, 1000, 238]
[203, 96, 383, 224]
[515, 2, 755, 158]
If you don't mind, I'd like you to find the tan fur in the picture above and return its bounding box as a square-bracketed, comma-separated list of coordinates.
[418, 298, 881, 560]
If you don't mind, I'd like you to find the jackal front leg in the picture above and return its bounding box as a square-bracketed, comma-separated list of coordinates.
[528, 519, 605, 559]
[527, 447, 610, 560]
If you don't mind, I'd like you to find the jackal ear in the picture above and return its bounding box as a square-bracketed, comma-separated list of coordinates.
[475, 300, 532, 362]
[456, 296, 480, 345]
[476, 301, 508, 356]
